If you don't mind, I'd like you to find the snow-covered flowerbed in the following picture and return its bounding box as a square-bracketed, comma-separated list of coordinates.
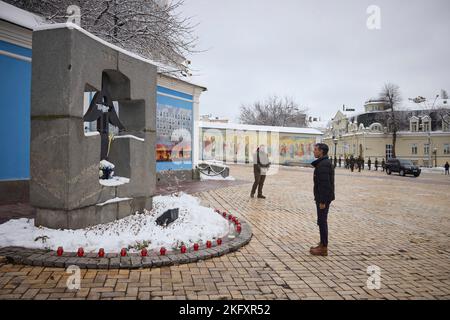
[0, 193, 229, 253]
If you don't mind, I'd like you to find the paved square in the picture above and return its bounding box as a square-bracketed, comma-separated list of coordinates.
[0, 165, 449, 300]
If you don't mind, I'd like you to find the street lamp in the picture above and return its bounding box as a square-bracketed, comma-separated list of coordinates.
[333, 136, 338, 168]
[420, 122, 432, 168]
[433, 148, 437, 167]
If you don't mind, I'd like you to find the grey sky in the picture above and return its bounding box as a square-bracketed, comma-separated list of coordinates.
[181, 0, 450, 122]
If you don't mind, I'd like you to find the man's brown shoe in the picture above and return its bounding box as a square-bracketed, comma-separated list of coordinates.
[309, 244, 328, 256]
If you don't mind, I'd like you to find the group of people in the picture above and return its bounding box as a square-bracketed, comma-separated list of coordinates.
[328, 155, 386, 173]
[251, 143, 334, 257]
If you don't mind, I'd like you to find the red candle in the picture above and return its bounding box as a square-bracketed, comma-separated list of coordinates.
[193, 243, 199, 251]
[98, 248, 105, 258]
[141, 248, 148, 257]
[56, 247, 63, 256]
[77, 247, 84, 257]
[120, 248, 127, 257]
[217, 238, 222, 245]
[180, 245, 187, 253]
[160, 247, 166, 256]
[206, 240, 212, 248]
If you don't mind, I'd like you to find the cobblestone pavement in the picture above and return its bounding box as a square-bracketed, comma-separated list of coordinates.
[0, 165, 449, 300]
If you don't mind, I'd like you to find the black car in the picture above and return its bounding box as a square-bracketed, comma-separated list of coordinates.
[385, 158, 421, 177]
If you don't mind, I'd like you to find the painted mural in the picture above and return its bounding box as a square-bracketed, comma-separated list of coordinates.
[156, 87, 193, 171]
[279, 134, 316, 164]
[200, 128, 316, 165]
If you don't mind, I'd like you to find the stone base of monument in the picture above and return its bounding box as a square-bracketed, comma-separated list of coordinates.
[0, 213, 252, 269]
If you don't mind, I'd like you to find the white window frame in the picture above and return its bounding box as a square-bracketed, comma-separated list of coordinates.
[444, 144, 450, 155]
[411, 144, 418, 155]
[424, 143, 430, 155]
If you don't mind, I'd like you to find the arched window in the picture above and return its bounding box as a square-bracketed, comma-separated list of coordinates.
[410, 116, 419, 132]
[421, 115, 431, 132]
[369, 123, 383, 132]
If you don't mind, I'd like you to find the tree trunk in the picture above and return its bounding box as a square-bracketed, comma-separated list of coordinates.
[392, 130, 397, 158]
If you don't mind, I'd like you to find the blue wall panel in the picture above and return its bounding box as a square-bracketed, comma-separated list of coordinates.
[0, 41, 32, 180]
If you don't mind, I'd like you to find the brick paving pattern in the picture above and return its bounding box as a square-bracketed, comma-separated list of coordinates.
[0, 165, 449, 300]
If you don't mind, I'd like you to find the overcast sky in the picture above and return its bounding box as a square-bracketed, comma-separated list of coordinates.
[181, 0, 450, 122]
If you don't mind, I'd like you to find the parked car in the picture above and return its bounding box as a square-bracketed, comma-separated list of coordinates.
[385, 158, 421, 177]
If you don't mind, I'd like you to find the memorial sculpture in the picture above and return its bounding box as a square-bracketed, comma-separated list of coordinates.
[30, 24, 157, 229]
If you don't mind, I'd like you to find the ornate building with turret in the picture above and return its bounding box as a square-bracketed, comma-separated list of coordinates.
[323, 97, 450, 167]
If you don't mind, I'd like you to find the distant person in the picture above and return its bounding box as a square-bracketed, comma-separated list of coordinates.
[445, 161, 450, 175]
[310, 143, 335, 256]
[251, 145, 271, 199]
[381, 158, 386, 172]
[375, 158, 379, 171]
[338, 156, 342, 168]
[350, 155, 355, 172]
[357, 156, 362, 172]
[368, 158, 372, 171]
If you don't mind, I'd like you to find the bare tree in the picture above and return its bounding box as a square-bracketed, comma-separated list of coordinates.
[377, 83, 402, 158]
[5, 0, 199, 73]
[239, 95, 308, 127]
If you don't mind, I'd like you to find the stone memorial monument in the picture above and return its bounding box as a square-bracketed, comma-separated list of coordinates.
[30, 24, 157, 229]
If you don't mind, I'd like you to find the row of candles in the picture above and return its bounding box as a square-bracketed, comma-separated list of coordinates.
[55, 209, 242, 257]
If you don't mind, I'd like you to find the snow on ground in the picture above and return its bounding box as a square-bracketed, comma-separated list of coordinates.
[420, 167, 446, 174]
[0, 193, 230, 253]
[200, 173, 235, 181]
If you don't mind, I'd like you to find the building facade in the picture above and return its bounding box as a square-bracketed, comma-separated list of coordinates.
[324, 98, 450, 167]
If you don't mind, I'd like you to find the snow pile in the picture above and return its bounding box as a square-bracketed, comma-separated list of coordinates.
[99, 160, 115, 170]
[0, 193, 229, 253]
[99, 176, 130, 187]
[200, 173, 235, 181]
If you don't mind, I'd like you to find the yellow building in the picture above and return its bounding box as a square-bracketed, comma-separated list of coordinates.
[323, 99, 450, 167]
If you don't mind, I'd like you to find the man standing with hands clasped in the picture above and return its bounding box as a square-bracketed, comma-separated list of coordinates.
[310, 143, 335, 256]
[250, 145, 271, 199]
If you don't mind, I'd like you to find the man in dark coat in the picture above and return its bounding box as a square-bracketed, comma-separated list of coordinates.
[350, 155, 355, 172]
[250, 145, 271, 199]
[338, 156, 342, 168]
[368, 157, 372, 170]
[445, 161, 449, 175]
[381, 158, 386, 172]
[310, 143, 335, 256]
[375, 158, 379, 171]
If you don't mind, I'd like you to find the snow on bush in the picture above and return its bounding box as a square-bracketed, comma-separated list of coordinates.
[0, 193, 229, 253]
